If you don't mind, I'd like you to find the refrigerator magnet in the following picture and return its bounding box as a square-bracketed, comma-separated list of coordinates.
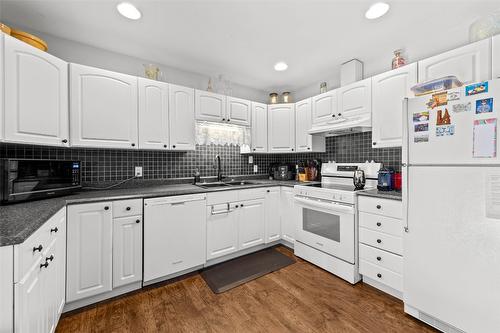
[465, 81, 488, 96]
[436, 125, 455, 137]
[414, 134, 429, 143]
[473, 118, 497, 158]
[436, 109, 451, 125]
[426, 92, 448, 109]
[413, 111, 429, 122]
[475, 98, 493, 114]
[452, 102, 471, 113]
[414, 123, 429, 132]
[447, 91, 461, 101]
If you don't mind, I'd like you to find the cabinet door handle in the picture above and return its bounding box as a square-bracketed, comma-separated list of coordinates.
[240, 203, 244, 207]
[40, 262, 49, 269]
[267, 190, 270, 193]
[376, 256, 381, 261]
[235, 205, 239, 208]
[372, 142, 377, 146]
[33, 245, 43, 252]
[104, 206, 109, 210]
[136, 219, 140, 223]
[332, 114, 336, 117]
[50, 227, 59, 233]
[338, 113, 342, 117]
[46, 255, 54, 262]
[126, 206, 131, 211]
[377, 273, 382, 278]
[376, 239, 382, 244]
[291, 148, 294, 151]
[376, 205, 381, 209]
[376, 222, 381, 227]
[222, 118, 226, 121]
[62, 139, 68, 143]
[172, 145, 176, 149]
[163, 144, 167, 148]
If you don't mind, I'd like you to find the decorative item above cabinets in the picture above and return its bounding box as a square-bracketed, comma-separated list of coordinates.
[195, 90, 251, 126]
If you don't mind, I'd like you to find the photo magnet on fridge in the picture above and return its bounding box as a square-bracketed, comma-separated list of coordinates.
[465, 81, 488, 96]
[436, 125, 455, 137]
[413, 111, 430, 122]
[436, 109, 451, 125]
[414, 123, 429, 132]
[452, 102, 471, 113]
[475, 98, 493, 114]
[426, 92, 448, 109]
[447, 91, 461, 101]
[414, 135, 429, 143]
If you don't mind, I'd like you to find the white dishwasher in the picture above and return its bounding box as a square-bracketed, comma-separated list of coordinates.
[143, 193, 207, 284]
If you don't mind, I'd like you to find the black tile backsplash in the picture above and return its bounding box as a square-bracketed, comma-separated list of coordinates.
[0, 132, 401, 185]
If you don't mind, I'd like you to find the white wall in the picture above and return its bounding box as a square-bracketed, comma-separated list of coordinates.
[3, 23, 268, 103]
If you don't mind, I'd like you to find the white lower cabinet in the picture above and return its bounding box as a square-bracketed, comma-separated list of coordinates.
[280, 187, 296, 244]
[265, 188, 281, 243]
[238, 199, 265, 249]
[14, 208, 66, 333]
[206, 203, 239, 260]
[113, 216, 142, 288]
[143, 194, 206, 283]
[67, 202, 113, 302]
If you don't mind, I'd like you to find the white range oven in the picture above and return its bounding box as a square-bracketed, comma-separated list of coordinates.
[293, 162, 380, 284]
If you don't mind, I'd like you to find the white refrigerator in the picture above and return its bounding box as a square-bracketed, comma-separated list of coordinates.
[403, 79, 500, 333]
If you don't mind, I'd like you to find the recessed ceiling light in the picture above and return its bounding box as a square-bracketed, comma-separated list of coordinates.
[117, 2, 142, 20]
[274, 62, 288, 71]
[365, 2, 390, 20]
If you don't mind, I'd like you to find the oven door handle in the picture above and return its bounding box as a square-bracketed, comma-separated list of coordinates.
[294, 196, 354, 214]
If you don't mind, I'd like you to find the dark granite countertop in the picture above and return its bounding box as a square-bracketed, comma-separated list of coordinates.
[357, 188, 402, 201]
[0, 178, 315, 247]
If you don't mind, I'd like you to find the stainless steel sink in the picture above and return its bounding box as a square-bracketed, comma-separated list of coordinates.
[196, 180, 257, 189]
[224, 180, 257, 186]
[196, 182, 230, 189]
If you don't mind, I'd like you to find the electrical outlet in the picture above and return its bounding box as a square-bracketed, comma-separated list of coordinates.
[248, 155, 253, 164]
[253, 165, 258, 173]
[135, 166, 143, 177]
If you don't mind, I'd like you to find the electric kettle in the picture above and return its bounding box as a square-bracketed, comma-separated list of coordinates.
[353, 170, 366, 190]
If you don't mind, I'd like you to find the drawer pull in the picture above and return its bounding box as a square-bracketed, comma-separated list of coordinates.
[104, 206, 109, 210]
[376, 222, 381, 227]
[376, 205, 381, 209]
[240, 203, 244, 207]
[136, 219, 140, 224]
[376, 256, 382, 261]
[126, 206, 131, 211]
[316, 242, 324, 247]
[50, 227, 59, 233]
[40, 262, 49, 269]
[46, 255, 54, 262]
[376, 239, 382, 244]
[235, 205, 239, 208]
[377, 273, 382, 278]
[33, 245, 43, 252]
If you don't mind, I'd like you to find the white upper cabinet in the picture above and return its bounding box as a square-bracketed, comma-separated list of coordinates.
[337, 78, 372, 120]
[418, 38, 491, 84]
[195, 90, 226, 122]
[3, 34, 69, 146]
[251, 102, 268, 153]
[295, 98, 325, 152]
[312, 90, 337, 125]
[493, 34, 500, 79]
[70, 63, 138, 149]
[169, 84, 195, 150]
[268, 104, 295, 153]
[372, 63, 418, 148]
[226, 96, 251, 126]
[138, 78, 169, 150]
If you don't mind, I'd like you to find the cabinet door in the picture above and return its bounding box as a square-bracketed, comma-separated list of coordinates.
[43, 237, 58, 333]
[265, 188, 281, 243]
[138, 78, 169, 150]
[337, 78, 372, 120]
[493, 34, 500, 79]
[143, 196, 206, 282]
[280, 188, 296, 244]
[312, 90, 337, 124]
[53, 212, 66, 323]
[113, 216, 142, 288]
[66, 202, 113, 302]
[295, 98, 313, 152]
[169, 84, 195, 150]
[70, 63, 138, 149]
[251, 102, 268, 152]
[14, 262, 43, 333]
[195, 90, 226, 122]
[206, 204, 238, 260]
[238, 199, 265, 249]
[372, 63, 417, 148]
[268, 104, 295, 153]
[418, 38, 491, 84]
[226, 96, 251, 126]
[4, 35, 69, 146]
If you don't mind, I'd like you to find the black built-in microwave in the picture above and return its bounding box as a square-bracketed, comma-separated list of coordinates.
[0, 159, 81, 204]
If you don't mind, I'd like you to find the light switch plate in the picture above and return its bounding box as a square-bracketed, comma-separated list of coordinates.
[135, 166, 143, 177]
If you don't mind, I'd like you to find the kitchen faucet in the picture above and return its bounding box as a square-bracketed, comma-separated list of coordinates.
[214, 155, 223, 182]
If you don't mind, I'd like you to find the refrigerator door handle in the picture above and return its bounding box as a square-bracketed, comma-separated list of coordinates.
[402, 98, 410, 233]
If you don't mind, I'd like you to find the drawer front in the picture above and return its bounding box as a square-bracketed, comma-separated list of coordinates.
[238, 188, 266, 201]
[359, 212, 403, 237]
[359, 227, 403, 255]
[206, 190, 239, 205]
[358, 196, 402, 219]
[360, 259, 403, 292]
[359, 243, 403, 274]
[15, 208, 66, 282]
[113, 199, 143, 218]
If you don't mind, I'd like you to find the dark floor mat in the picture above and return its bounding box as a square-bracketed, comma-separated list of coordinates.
[200, 248, 296, 293]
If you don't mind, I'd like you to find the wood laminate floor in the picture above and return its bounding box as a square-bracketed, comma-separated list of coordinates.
[56, 247, 436, 333]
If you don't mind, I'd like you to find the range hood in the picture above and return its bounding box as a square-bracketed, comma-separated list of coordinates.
[308, 113, 371, 137]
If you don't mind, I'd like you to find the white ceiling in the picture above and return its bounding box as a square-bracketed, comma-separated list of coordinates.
[1, 0, 499, 93]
